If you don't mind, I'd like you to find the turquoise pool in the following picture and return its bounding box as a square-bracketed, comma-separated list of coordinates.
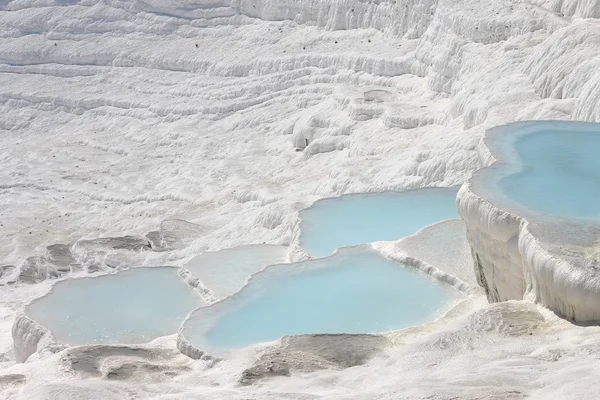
[26, 267, 204, 345]
[299, 188, 459, 257]
[181, 246, 458, 353]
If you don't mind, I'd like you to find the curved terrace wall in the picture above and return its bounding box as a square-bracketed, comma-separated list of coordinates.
[457, 121, 600, 321]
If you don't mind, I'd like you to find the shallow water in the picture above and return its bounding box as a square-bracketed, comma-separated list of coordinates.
[182, 246, 459, 352]
[183, 244, 288, 300]
[394, 219, 475, 286]
[499, 124, 600, 219]
[299, 188, 460, 257]
[26, 267, 204, 345]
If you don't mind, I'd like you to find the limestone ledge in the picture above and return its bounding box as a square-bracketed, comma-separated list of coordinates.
[457, 166, 600, 322]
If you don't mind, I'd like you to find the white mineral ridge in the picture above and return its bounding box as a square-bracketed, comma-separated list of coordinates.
[181, 244, 288, 300]
[374, 218, 478, 293]
[457, 130, 600, 322]
[3, 0, 600, 398]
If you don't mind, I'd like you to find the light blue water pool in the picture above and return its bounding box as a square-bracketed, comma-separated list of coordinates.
[470, 121, 600, 246]
[181, 246, 459, 353]
[299, 188, 459, 257]
[26, 267, 205, 345]
[497, 123, 600, 219]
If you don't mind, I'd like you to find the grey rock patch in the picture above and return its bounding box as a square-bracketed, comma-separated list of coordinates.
[0, 265, 17, 286]
[46, 243, 80, 272]
[8, 243, 79, 284]
[0, 264, 15, 278]
[18, 256, 60, 283]
[158, 219, 208, 250]
[239, 333, 389, 385]
[0, 373, 26, 387]
[105, 361, 170, 380]
[240, 362, 291, 385]
[61, 346, 157, 376]
[86, 264, 102, 273]
[72, 235, 152, 270]
[78, 236, 151, 252]
[283, 334, 390, 367]
[61, 345, 190, 381]
[145, 230, 164, 251]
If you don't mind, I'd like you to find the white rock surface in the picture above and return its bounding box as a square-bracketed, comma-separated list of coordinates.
[11, 313, 63, 363]
[457, 126, 600, 322]
[3, 0, 600, 398]
[182, 244, 288, 300]
[375, 219, 477, 292]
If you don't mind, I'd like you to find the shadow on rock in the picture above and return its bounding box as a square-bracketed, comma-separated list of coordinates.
[240, 333, 389, 385]
[61, 345, 191, 381]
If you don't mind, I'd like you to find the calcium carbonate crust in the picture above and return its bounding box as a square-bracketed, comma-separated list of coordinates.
[174, 247, 356, 360]
[6, 0, 600, 396]
[176, 332, 207, 360]
[12, 313, 64, 363]
[175, 240, 472, 360]
[177, 267, 220, 304]
[380, 251, 474, 295]
[457, 128, 600, 322]
[12, 266, 211, 363]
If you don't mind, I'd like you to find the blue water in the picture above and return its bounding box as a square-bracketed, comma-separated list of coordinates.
[299, 188, 460, 257]
[183, 244, 288, 300]
[183, 247, 458, 352]
[27, 267, 204, 345]
[498, 124, 600, 219]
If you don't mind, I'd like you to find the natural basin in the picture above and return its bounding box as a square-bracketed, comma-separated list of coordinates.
[299, 188, 459, 257]
[26, 267, 205, 345]
[458, 120, 600, 321]
[179, 246, 459, 355]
